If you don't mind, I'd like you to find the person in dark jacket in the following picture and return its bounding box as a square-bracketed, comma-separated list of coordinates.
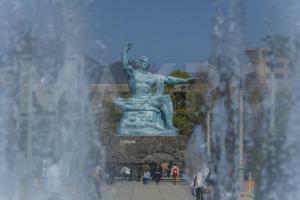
[109, 164, 116, 185]
[153, 164, 162, 185]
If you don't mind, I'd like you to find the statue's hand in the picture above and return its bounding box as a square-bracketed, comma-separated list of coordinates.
[124, 42, 134, 52]
[185, 78, 196, 83]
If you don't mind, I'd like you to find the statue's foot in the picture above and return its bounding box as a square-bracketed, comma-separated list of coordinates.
[166, 125, 178, 132]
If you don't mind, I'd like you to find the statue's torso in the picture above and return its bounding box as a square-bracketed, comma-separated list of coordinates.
[129, 71, 157, 98]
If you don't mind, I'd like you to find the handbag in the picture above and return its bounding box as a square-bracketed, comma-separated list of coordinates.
[203, 186, 210, 193]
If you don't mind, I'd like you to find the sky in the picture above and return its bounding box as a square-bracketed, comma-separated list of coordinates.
[0, 0, 289, 72]
[83, 0, 287, 69]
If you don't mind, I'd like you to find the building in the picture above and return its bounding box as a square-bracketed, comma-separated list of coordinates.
[245, 48, 291, 88]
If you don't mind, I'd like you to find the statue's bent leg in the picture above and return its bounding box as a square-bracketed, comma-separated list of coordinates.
[158, 95, 177, 130]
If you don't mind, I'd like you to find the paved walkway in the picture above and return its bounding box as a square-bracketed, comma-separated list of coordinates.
[101, 182, 194, 200]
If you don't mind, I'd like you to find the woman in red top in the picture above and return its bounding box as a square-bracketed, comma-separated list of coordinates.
[171, 163, 179, 185]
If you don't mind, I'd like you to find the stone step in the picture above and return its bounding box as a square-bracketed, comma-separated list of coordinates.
[114, 177, 186, 183]
[160, 177, 185, 182]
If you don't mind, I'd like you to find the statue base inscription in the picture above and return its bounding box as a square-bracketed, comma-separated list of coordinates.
[104, 135, 187, 164]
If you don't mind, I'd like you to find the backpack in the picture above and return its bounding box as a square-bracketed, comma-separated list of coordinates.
[172, 167, 178, 176]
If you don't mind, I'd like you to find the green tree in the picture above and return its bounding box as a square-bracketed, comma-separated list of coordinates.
[164, 70, 191, 94]
[165, 70, 193, 135]
[101, 99, 122, 133]
[169, 70, 190, 79]
[167, 70, 212, 136]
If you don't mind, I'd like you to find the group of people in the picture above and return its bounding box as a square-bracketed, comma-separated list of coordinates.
[119, 160, 184, 185]
[92, 162, 213, 200]
[142, 161, 182, 185]
[142, 164, 164, 185]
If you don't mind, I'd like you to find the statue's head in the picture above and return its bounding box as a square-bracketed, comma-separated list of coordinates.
[137, 56, 150, 70]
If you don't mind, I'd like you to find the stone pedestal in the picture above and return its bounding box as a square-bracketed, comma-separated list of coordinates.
[103, 135, 188, 164]
[119, 110, 176, 135]
[114, 97, 177, 136]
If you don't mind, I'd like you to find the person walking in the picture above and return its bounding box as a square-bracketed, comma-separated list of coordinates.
[125, 166, 131, 181]
[131, 166, 138, 183]
[168, 160, 173, 177]
[161, 160, 169, 177]
[171, 163, 180, 185]
[121, 166, 130, 182]
[92, 165, 103, 200]
[193, 165, 210, 200]
[44, 159, 63, 200]
[109, 164, 115, 185]
[143, 170, 151, 185]
[154, 164, 162, 185]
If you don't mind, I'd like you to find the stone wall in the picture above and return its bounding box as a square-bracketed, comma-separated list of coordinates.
[102, 135, 188, 164]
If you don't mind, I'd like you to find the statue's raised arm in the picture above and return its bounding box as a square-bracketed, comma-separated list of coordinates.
[122, 42, 135, 76]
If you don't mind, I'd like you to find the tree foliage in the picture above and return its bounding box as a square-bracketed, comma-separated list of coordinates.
[167, 70, 209, 136]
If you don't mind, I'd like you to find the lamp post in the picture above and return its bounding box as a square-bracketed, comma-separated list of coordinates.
[270, 66, 276, 136]
[206, 91, 212, 160]
[238, 81, 244, 186]
[267, 51, 276, 136]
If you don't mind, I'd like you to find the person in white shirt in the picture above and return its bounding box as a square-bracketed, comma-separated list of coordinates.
[92, 165, 103, 200]
[193, 165, 210, 200]
[143, 170, 151, 184]
[121, 166, 130, 182]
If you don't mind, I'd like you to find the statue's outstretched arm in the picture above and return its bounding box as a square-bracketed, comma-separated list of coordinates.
[165, 76, 195, 85]
[122, 43, 134, 76]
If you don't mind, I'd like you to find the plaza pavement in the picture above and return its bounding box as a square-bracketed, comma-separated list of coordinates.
[101, 181, 194, 200]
